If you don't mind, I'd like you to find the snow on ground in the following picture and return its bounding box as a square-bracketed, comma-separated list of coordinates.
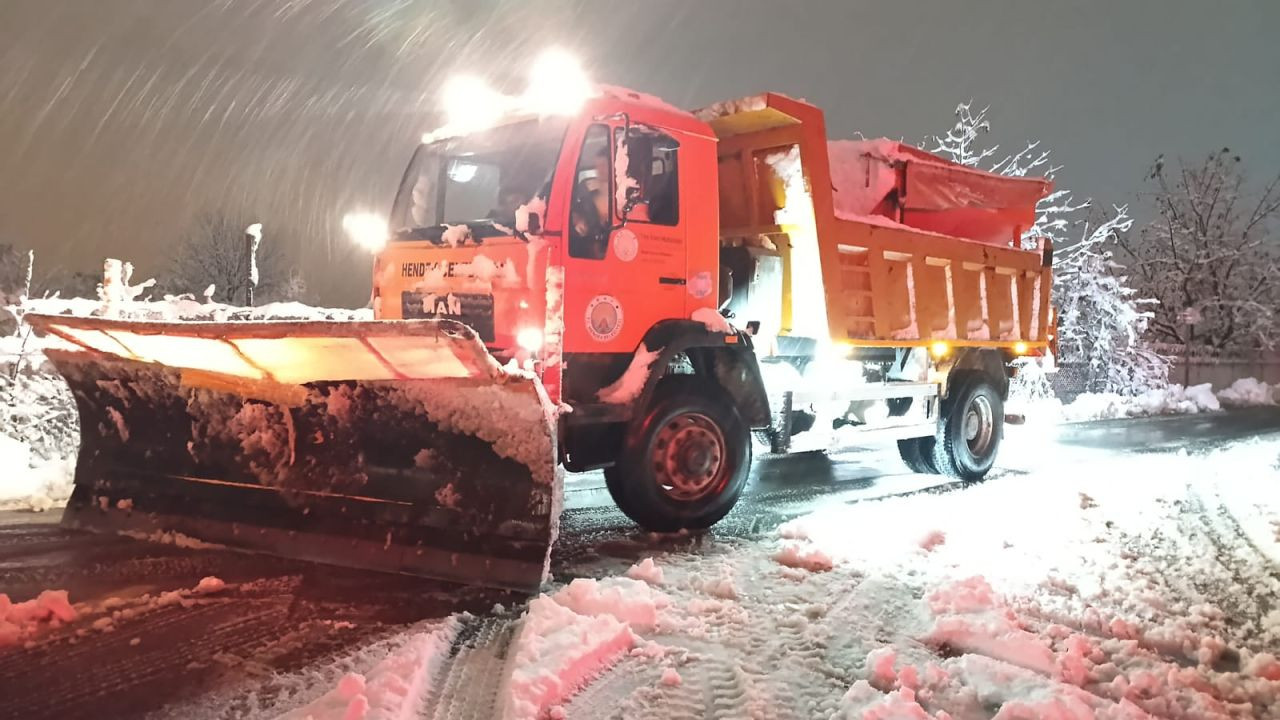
[539, 437, 1280, 718]
[228, 433, 1267, 718]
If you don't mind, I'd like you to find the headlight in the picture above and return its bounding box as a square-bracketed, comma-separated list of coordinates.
[342, 212, 388, 253]
[517, 327, 544, 353]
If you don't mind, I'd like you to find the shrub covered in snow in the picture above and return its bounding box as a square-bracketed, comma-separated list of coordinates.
[0, 367, 77, 511]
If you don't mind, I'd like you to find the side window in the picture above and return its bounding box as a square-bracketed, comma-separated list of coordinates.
[616, 125, 680, 226]
[568, 124, 612, 260]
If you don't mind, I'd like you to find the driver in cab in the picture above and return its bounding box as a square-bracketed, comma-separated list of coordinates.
[570, 144, 648, 258]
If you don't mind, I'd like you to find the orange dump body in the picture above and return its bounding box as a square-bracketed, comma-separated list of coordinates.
[698, 93, 1055, 351]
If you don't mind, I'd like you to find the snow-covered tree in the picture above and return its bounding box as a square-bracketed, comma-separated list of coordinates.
[1054, 208, 1169, 393]
[167, 212, 305, 305]
[929, 102, 1167, 393]
[1115, 150, 1280, 354]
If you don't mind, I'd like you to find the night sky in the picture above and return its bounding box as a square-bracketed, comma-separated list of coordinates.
[2, 0, 1276, 307]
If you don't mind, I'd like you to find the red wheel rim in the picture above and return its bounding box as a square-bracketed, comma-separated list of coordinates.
[650, 412, 729, 501]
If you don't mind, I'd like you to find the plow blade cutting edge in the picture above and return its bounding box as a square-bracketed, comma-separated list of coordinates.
[24, 314, 559, 592]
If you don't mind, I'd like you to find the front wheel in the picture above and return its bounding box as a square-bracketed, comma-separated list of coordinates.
[604, 379, 751, 532]
[931, 375, 1003, 480]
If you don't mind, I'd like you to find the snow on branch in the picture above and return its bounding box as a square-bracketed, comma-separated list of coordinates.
[929, 102, 998, 169]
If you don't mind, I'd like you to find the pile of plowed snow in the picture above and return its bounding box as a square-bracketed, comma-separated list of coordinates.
[0, 590, 77, 646]
[1216, 377, 1280, 408]
[1061, 382, 1222, 421]
[503, 576, 672, 720]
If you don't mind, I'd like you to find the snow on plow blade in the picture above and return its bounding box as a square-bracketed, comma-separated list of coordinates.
[24, 314, 558, 592]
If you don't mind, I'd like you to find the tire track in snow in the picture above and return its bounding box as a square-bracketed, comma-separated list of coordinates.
[420, 614, 515, 720]
[1170, 484, 1277, 647]
[560, 655, 661, 719]
[1198, 488, 1280, 618]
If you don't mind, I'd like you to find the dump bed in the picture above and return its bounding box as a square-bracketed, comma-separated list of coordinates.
[697, 94, 1054, 351]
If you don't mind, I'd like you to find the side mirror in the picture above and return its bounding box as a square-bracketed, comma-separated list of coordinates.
[526, 212, 541, 235]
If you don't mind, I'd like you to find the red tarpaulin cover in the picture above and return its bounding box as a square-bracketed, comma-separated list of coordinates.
[828, 139, 1052, 247]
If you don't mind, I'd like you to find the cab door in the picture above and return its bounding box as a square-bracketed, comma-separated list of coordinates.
[561, 122, 688, 358]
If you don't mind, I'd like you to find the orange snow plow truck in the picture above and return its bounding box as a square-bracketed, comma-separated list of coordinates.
[27, 88, 1054, 591]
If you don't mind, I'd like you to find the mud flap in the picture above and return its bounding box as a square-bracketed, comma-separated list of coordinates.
[25, 315, 558, 592]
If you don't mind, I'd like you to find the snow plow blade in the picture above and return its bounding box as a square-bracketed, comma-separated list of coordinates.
[24, 314, 558, 592]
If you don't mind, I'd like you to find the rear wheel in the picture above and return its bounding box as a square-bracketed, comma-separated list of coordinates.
[604, 378, 750, 532]
[932, 374, 1002, 480]
[897, 437, 938, 474]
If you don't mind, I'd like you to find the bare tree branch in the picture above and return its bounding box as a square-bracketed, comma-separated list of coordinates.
[1126, 152, 1280, 354]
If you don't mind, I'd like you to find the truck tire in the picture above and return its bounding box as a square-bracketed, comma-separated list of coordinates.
[604, 378, 751, 532]
[931, 374, 1002, 481]
[897, 437, 938, 474]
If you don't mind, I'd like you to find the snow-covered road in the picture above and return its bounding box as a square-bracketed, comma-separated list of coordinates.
[2, 415, 1279, 720]
[406, 435, 1280, 720]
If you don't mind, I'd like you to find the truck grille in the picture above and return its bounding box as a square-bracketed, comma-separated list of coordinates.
[401, 291, 495, 342]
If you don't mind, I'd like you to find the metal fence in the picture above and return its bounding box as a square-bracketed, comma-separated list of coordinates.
[1167, 360, 1280, 388]
[1048, 364, 1094, 402]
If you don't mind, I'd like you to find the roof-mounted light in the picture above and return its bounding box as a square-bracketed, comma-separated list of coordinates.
[441, 74, 508, 135]
[524, 47, 593, 116]
[423, 50, 595, 143]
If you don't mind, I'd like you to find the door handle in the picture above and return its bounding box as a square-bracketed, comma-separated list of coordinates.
[658, 276, 686, 286]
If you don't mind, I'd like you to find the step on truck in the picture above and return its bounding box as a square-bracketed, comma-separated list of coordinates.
[28, 75, 1054, 591]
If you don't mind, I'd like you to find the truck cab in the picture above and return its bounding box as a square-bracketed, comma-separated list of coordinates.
[375, 88, 726, 393]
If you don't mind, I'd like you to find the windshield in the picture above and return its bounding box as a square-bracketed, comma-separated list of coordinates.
[390, 117, 569, 240]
